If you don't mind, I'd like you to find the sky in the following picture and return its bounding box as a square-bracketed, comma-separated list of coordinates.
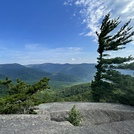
[0, 0, 134, 65]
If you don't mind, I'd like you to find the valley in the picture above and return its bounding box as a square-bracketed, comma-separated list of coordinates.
[0, 63, 134, 89]
[0, 63, 96, 88]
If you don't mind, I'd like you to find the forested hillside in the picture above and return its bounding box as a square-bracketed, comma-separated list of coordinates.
[0, 63, 49, 82]
[0, 63, 80, 84]
[27, 63, 96, 82]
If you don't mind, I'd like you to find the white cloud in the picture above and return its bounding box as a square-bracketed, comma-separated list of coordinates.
[72, 58, 76, 61]
[66, 0, 134, 39]
[64, 0, 134, 62]
[121, 1, 134, 14]
[68, 47, 82, 51]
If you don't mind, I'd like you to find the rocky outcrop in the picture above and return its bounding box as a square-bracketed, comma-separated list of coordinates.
[0, 102, 134, 134]
[35, 102, 134, 125]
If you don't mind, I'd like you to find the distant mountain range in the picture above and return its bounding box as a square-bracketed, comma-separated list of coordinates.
[27, 63, 96, 82]
[0, 63, 49, 82]
[0, 63, 97, 84]
[0, 63, 134, 87]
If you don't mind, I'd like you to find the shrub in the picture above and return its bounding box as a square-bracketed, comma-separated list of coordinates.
[67, 105, 82, 126]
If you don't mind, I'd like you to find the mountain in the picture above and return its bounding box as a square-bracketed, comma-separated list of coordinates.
[0, 63, 49, 82]
[27, 63, 96, 82]
[26, 63, 134, 83]
[1, 63, 133, 88]
[0, 63, 80, 83]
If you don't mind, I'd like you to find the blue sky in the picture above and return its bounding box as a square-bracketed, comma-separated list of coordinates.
[0, 0, 134, 65]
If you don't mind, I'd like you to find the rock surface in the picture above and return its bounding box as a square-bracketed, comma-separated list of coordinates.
[35, 102, 134, 125]
[1, 102, 134, 134]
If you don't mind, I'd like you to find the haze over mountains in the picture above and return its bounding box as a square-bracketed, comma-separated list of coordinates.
[27, 63, 96, 81]
[0, 63, 133, 87]
[0, 63, 96, 85]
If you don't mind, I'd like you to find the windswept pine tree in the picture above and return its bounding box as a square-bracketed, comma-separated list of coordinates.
[91, 13, 134, 102]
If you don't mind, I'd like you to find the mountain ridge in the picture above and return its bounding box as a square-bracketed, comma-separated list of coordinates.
[0, 63, 134, 89]
[26, 63, 96, 82]
[0, 63, 87, 82]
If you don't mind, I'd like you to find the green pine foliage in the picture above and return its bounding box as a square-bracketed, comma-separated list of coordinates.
[0, 77, 49, 114]
[67, 105, 82, 126]
[105, 70, 134, 105]
[91, 13, 134, 103]
[116, 62, 134, 70]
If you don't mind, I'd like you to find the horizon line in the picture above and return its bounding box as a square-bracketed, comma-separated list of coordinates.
[0, 62, 96, 66]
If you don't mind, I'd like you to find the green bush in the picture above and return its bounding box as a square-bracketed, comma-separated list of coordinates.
[67, 105, 82, 126]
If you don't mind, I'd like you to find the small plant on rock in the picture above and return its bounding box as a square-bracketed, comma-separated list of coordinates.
[67, 105, 82, 126]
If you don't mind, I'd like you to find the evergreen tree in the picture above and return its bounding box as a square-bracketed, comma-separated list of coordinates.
[91, 13, 134, 102]
[0, 77, 49, 114]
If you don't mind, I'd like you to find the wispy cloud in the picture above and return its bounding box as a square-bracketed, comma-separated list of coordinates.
[64, 0, 134, 62]
[25, 44, 40, 50]
[64, 1, 73, 6]
[1, 44, 95, 64]
[65, 0, 134, 39]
